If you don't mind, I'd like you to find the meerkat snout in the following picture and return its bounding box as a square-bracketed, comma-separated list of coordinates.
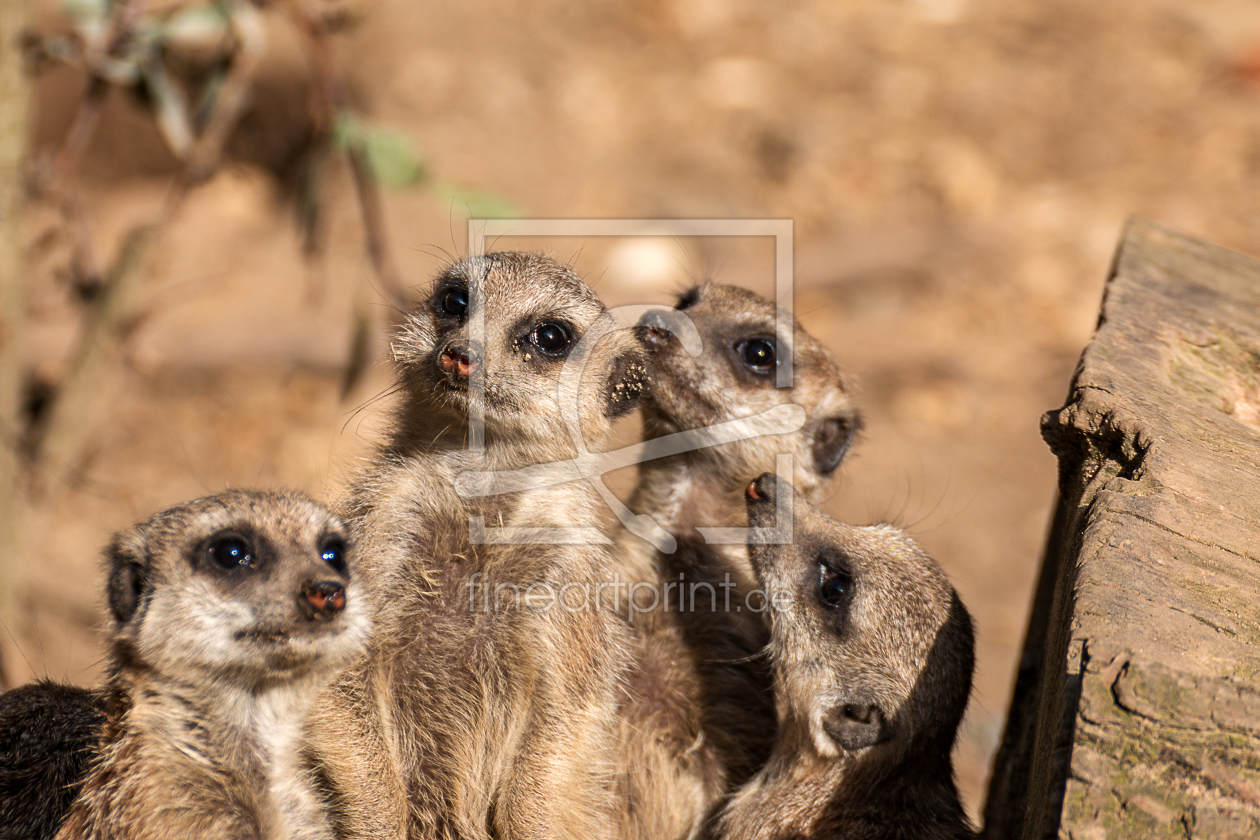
[300, 579, 347, 619]
[821, 699, 890, 752]
[438, 339, 481, 379]
[636, 309, 675, 350]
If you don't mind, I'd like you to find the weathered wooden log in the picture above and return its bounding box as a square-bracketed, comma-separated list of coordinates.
[984, 218, 1260, 839]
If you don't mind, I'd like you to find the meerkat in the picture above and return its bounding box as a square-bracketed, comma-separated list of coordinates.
[0, 681, 105, 840]
[713, 473, 975, 840]
[52, 490, 370, 840]
[308, 252, 647, 840]
[613, 283, 861, 840]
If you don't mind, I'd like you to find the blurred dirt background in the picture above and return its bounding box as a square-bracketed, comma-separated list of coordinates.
[11, 0, 1260, 822]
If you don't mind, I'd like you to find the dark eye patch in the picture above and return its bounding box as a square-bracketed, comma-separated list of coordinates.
[529, 321, 572, 357]
[435, 284, 469, 320]
[736, 337, 776, 375]
[818, 561, 853, 609]
[320, 537, 348, 575]
[207, 532, 257, 571]
[675, 287, 700, 310]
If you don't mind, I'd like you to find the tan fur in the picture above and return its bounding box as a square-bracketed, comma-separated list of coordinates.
[613, 284, 861, 840]
[715, 475, 975, 840]
[56, 491, 370, 840]
[309, 253, 645, 840]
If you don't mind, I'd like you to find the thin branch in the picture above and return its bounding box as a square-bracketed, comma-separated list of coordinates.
[32, 76, 109, 294]
[281, 0, 406, 309]
[33, 0, 266, 492]
[346, 141, 406, 308]
[164, 0, 265, 210]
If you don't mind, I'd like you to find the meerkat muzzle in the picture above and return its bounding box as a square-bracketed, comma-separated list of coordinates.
[300, 580, 347, 619]
[746, 472, 775, 504]
[636, 310, 676, 350]
[439, 341, 480, 378]
[822, 701, 891, 752]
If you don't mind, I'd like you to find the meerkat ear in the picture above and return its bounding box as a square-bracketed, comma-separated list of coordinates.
[603, 352, 648, 419]
[812, 413, 862, 476]
[106, 535, 148, 626]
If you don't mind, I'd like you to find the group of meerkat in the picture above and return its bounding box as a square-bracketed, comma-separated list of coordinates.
[0, 252, 976, 840]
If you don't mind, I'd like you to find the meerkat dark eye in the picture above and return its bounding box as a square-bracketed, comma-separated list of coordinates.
[530, 322, 571, 357]
[737, 338, 776, 374]
[320, 538, 347, 575]
[675, 287, 700, 310]
[440, 287, 468, 318]
[818, 564, 852, 609]
[208, 535, 256, 571]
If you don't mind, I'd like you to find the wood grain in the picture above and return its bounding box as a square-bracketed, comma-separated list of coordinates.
[984, 217, 1260, 839]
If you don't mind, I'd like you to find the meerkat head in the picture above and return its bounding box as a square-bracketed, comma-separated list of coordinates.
[391, 252, 646, 460]
[744, 473, 973, 766]
[637, 284, 860, 501]
[104, 491, 370, 690]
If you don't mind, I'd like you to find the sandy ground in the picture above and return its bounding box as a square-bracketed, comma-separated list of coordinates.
[12, 0, 1260, 822]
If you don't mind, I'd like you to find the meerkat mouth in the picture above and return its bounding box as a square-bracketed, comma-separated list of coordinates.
[644, 389, 721, 433]
[235, 628, 293, 645]
[437, 373, 470, 393]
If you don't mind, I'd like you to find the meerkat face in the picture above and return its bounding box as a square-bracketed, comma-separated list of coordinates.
[744, 474, 974, 763]
[637, 284, 860, 498]
[105, 491, 370, 689]
[390, 252, 646, 455]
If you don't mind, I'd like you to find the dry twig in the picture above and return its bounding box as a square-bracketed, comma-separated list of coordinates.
[32, 0, 266, 491]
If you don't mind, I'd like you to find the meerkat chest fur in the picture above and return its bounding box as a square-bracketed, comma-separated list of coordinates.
[240, 682, 333, 840]
[130, 677, 332, 840]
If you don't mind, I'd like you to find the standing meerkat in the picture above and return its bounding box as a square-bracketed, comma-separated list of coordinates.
[715, 473, 975, 840]
[309, 252, 646, 840]
[54, 490, 370, 840]
[614, 284, 861, 840]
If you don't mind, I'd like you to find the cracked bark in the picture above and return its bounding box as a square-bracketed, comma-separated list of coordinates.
[983, 218, 1260, 839]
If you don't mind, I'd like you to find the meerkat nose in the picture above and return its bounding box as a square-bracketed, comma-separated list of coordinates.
[300, 580, 347, 619]
[746, 472, 774, 503]
[439, 341, 480, 377]
[636, 310, 676, 350]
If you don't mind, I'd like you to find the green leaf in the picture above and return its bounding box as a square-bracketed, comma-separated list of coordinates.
[434, 183, 520, 219]
[331, 112, 362, 150]
[61, 0, 107, 22]
[334, 115, 427, 188]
